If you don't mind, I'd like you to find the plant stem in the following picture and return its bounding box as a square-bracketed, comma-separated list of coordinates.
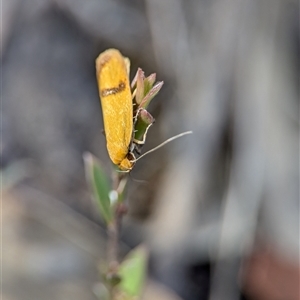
[106, 172, 128, 298]
[107, 220, 119, 269]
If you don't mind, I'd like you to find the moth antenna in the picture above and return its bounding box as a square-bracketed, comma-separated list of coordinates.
[136, 131, 193, 162]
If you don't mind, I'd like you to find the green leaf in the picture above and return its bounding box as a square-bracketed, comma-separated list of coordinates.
[118, 245, 148, 297]
[143, 73, 156, 97]
[140, 81, 164, 109]
[133, 109, 155, 144]
[83, 152, 113, 224]
[135, 68, 145, 105]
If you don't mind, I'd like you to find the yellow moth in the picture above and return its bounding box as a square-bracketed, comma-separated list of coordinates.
[96, 48, 135, 171]
[96, 48, 192, 172]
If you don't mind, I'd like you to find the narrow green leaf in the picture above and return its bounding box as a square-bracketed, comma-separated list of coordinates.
[118, 245, 148, 297]
[140, 81, 164, 109]
[133, 109, 155, 144]
[143, 73, 156, 97]
[83, 152, 113, 224]
[135, 68, 145, 105]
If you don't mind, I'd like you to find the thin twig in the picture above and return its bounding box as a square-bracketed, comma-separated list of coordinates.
[107, 172, 129, 298]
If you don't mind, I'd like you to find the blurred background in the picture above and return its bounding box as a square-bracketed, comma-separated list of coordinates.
[2, 0, 299, 299]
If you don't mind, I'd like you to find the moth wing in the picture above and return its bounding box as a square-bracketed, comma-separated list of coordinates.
[96, 49, 133, 165]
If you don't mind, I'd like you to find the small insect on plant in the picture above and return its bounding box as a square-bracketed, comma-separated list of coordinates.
[96, 48, 192, 172]
[84, 48, 191, 300]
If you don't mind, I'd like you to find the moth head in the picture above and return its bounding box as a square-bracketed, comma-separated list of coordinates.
[118, 152, 136, 172]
